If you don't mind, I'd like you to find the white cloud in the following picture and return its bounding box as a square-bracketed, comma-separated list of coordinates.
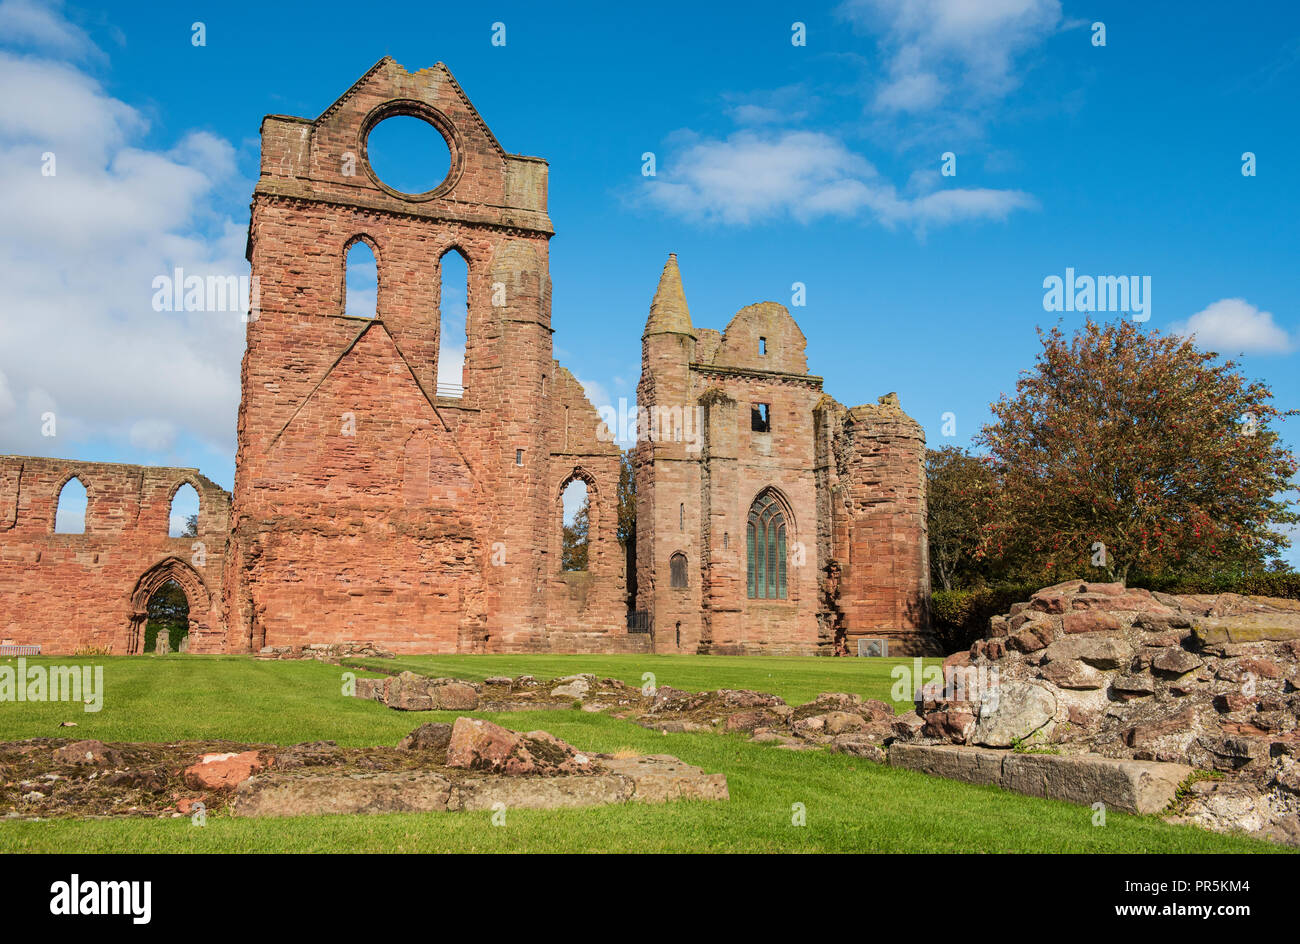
[874, 71, 944, 112]
[722, 84, 815, 126]
[839, 0, 1062, 113]
[128, 419, 178, 452]
[577, 376, 611, 411]
[0, 368, 15, 418]
[1172, 298, 1295, 355]
[0, 0, 98, 59]
[642, 129, 1035, 229]
[0, 17, 248, 461]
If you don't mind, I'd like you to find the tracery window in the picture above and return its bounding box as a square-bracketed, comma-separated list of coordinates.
[746, 492, 787, 599]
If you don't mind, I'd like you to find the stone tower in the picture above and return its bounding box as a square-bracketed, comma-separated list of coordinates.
[634, 254, 701, 651]
[634, 256, 933, 656]
[636, 256, 829, 654]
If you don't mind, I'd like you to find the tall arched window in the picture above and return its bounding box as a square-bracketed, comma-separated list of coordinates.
[560, 477, 590, 572]
[670, 552, 687, 588]
[54, 476, 87, 534]
[169, 482, 200, 537]
[747, 491, 787, 599]
[437, 248, 468, 398]
[344, 239, 378, 318]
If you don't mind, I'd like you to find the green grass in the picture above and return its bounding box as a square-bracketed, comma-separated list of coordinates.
[0, 654, 1287, 853]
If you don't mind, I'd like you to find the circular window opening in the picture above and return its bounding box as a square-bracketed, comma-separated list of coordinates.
[366, 114, 452, 196]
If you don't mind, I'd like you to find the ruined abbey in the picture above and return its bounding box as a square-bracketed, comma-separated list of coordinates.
[0, 59, 932, 657]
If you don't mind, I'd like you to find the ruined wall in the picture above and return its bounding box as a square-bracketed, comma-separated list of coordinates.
[229, 57, 627, 653]
[0, 456, 229, 654]
[0, 60, 928, 659]
[636, 260, 933, 656]
[635, 256, 702, 653]
[824, 396, 934, 655]
[637, 279, 828, 655]
[691, 303, 825, 656]
[543, 365, 641, 652]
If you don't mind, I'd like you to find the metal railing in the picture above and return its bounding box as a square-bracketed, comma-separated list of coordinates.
[627, 610, 652, 634]
[0, 644, 41, 656]
[436, 382, 464, 399]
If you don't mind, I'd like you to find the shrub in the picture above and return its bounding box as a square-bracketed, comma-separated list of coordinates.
[930, 571, 1299, 655]
[1133, 571, 1300, 599]
[930, 582, 1040, 654]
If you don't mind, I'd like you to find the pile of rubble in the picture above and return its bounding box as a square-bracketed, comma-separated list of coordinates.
[350, 670, 909, 761]
[0, 718, 728, 819]
[636, 686, 908, 762]
[336, 605, 1300, 845]
[914, 581, 1300, 844]
[353, 671, 651, 713]
[257, 642, 395, 662]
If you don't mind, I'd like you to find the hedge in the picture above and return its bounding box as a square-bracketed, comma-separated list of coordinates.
[930, 571, 1300, 654]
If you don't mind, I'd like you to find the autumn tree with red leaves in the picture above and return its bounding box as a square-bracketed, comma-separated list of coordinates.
[976, 318, 1298, 583]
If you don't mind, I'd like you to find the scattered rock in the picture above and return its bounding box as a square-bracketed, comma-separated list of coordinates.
[51, 740, 120, 767]
[824, 711, 868, 735]
[444, 717, 592, 776]
[1111, 675, 1157, 699]
[972, 681, 1055, 748]
[1063, 610, 1122, 635]
[273, 741, 340, 769]
[1042, 634, 1129, 669]
[829, 734, 886, 762]
[397, 723, 453, 752]
[1039, 659, 1104, 690]
[723, 708, 784, 733]
[1151, 648, 1203, 678]
[550, 676, 591, 699]
[183, 750, 265, 791]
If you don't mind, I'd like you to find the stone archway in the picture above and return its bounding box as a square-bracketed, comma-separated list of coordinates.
[126, 557, 212, 654]
[555, 466, 599, 573]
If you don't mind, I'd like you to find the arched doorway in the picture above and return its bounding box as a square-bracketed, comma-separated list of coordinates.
[142, 579, 189, 654]
[126, 557, 211, 654]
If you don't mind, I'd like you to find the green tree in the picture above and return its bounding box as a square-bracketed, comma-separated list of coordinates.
[561, 499, 590, 571]
[616, 451, 636, 547]
[926, 446, 997, 590]
[143, 580, 190, 652]
[976, 318, 1298, 583]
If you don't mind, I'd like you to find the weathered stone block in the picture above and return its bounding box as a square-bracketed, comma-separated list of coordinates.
[1000, 752, 1189, 815]
[1193, 615, 1300, 646]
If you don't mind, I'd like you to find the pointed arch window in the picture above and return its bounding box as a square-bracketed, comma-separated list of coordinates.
[747, 492, 787, 599]
[437, 247, 468, 398]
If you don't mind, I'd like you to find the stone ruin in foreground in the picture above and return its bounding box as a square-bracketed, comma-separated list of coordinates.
[903, 581, 1300, 844]
[2, 717, 727, 821]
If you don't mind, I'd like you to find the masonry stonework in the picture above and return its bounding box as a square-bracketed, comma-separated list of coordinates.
[634, 256, 933, 656]
[0, 59, 931, 656]
[0, 457, 229, 653]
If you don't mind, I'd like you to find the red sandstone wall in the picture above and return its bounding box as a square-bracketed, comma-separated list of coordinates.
[0, 60, 930, 660]
[638, 300, 826, 656]
[637, 291, 933, 656]
[695, 369, 824, 655]
[231, 58, 630, 654]
[541, 365, 634, 651]
[827, 399, 934, 655]
[0, 456, 229, 654]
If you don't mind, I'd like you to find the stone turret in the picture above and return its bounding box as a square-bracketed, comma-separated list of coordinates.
[643, 253, 696, 339]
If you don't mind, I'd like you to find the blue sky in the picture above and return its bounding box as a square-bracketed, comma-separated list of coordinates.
[1, 0, 1297, 560]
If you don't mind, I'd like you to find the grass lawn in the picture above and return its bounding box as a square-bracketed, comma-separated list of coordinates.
[0, 654, 1287, 853]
